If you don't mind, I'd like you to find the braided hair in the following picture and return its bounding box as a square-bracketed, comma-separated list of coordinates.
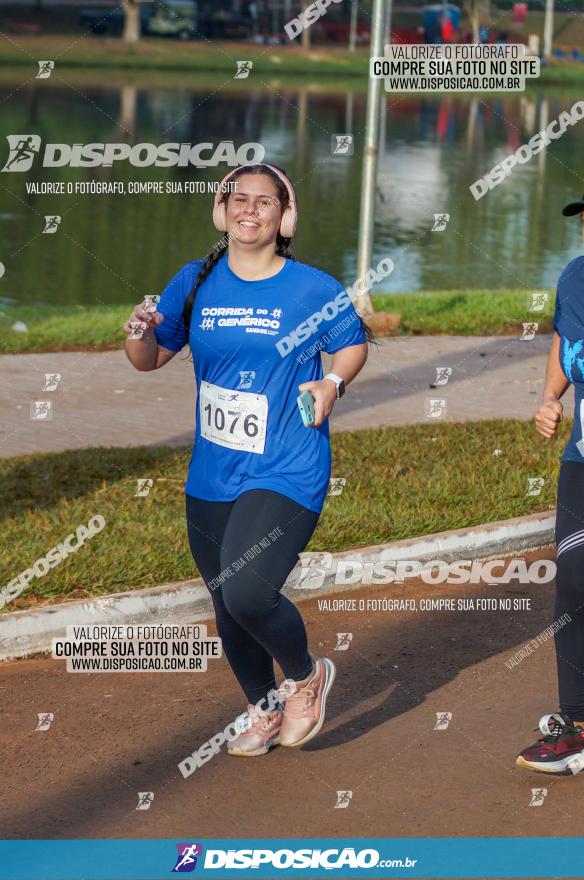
[181, 163, 376, 346]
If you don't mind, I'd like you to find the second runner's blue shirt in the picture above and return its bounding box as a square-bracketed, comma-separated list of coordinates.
[554, 255, 584, 462]
[154, 254, 366, 513]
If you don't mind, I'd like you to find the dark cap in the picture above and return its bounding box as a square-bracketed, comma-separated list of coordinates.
[562, 194, 584, 216]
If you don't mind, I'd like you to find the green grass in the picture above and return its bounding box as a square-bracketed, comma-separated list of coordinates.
[0, 304, 132, 353]
[0, 289, 554, 353]
[372, 289, 554, 336]
[0, 35, 583, 84]
[538, 62, 584, 85]
[0, 36, 369, 77]
[0, 418, 563, 613]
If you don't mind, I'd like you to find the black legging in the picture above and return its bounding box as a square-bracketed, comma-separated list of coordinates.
[554, 461, 584, 721]
[186, 489, 321, 706]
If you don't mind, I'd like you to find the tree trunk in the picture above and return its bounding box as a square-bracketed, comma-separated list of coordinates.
[122, 0, 141, 43]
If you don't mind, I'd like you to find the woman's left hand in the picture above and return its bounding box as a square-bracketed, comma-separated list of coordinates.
[298, 379, 337, 428]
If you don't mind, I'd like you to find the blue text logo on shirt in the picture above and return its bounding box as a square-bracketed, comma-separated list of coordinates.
[199, 306, 282, 336]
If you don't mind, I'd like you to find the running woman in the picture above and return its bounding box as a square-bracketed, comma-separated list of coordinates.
[516, 255, 584, 774]
[123, 163, 371, 757]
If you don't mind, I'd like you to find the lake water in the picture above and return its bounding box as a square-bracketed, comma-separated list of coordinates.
[1, 70, 582, 307]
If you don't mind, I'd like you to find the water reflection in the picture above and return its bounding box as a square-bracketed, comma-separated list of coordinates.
[0, 71, 581, 306]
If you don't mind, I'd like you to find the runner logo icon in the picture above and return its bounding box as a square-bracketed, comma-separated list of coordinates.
[235, 60, 252, 79]
[295, 552, 333, 589]
[238, 371, 255, 389]
[331, 134, 353, 155]
[135, 792, 154, 811]
[431, 213, 450, 231]
[35, 712, 54, 731]
[434, 711, 453, 730]
[2, 135, 41, 172]
[529, 788, 547, 807]
[521, 321, 538, 341]
[335, 790, 353, 808]
[334, 633, 353, 651]
[172, 843, 203, 872]
[37, 61, 55, 79]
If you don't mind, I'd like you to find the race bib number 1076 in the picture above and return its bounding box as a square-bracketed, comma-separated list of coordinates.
[199, 380, 268, 455]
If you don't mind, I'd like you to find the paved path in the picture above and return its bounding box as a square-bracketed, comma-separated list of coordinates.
[1, 335, 570, 457]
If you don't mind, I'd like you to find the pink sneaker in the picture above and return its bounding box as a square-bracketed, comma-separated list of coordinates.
[227, 704, 282, 757]
[279, 655, 336, 748]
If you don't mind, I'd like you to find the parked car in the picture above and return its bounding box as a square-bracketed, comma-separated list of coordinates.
[146, 0, 198, 40]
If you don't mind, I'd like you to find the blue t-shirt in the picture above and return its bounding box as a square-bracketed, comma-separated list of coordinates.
[154, 254, 366, 513]
[554, 255, 584, 462]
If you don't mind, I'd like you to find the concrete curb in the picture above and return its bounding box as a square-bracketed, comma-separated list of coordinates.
[0, 510, 555, 662]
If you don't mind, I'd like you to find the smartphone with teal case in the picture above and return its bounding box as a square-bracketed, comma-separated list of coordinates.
[297, 390, 315, 427]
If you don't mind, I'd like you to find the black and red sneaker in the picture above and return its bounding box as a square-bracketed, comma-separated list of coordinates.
[516, 713, 584, 774]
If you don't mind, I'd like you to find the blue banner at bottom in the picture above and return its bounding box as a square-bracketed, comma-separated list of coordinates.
[1, 838, 583, 880]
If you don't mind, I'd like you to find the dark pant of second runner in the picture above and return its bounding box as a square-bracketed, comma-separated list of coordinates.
[555, 461, 584, 721]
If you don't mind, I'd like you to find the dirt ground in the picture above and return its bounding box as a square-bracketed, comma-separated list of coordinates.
[1, 549, 581, 879]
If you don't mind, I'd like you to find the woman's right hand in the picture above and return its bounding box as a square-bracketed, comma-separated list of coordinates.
[535, 397, 563, 439]
[123, 301, 164, 339]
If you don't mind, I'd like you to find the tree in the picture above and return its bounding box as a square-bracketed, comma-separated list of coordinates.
[122, 0, 141, 43]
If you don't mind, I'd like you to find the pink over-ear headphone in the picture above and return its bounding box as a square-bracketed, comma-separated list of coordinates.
[212, 163, 298, 239]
